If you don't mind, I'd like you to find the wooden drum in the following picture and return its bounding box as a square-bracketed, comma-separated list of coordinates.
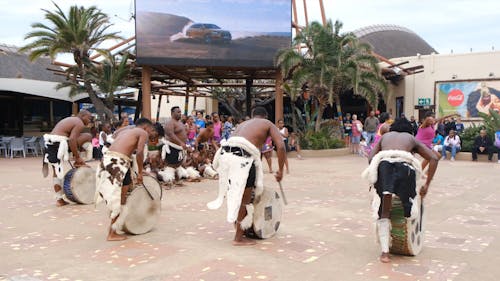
[389, 196, 424, 256]
[63, 167, 96, 204]
[245, 188, 283, 239]
[122, 175, 163, 235]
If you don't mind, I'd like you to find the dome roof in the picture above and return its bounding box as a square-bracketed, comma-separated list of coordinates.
[353, 24, 437, 59]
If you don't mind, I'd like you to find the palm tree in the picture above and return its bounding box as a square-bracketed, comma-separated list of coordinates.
[20, 2, 122, 121]
[86, 51, 133, 114]
[276, 20, 387, 132]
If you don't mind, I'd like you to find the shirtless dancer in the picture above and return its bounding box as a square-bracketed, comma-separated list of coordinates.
[163, 106, 187, 168]
[95, 118, 154, 241]
[207, 107, 286, 246]
[42, 110, 93, 206]
[363, 118, 438, 262]
[195, 121, 219, 157]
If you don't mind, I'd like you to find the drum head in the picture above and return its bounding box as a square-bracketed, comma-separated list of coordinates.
[64, 167, 96, 204]
[123, 175, 162, 235]
[246, 189, 283, 239]
[389, 197, 424, 256]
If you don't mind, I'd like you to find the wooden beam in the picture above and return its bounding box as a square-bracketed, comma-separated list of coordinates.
[319, 0, 327, 26]
[90, 36, 136, 60]
[141, 66, 152, 119]
[184, 86, 190, 116]
[158, 83, 276, 88]
[152, 66, 193, 83]
[303, 0, 309, 26]
[292, 0, 300, 36]
[275, 71, 284, 122]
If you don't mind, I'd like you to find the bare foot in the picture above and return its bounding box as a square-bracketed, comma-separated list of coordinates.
[286, 170, 290, 174]
[56, 199, 68, 207]
[107, 232, 127, 241]
[162, 184, 172, 190]
[232, 237, 257, 246]
[379, 252, 390, 263]
[175, 181, 185, 187]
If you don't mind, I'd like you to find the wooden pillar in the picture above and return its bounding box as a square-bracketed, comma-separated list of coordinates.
[49, 101, 54, 127]
[117, 102, 122, 119]
[275, 72, 284, 123]
[184, 87, 189, 116]
[155, 94, 162, 122]
[193, 95, 197, 111]
[292, 0, 299, 33]
[141, 66, 152, 119]
[319, 0, 327, 26]
[72, 102, 78, 116]
[135, 90, 143, 122]
[245, 79, 253, 117]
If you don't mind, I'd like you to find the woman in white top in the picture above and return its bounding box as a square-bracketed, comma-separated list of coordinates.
[441, 129, 461, 161]
[277, 119, 290, 174]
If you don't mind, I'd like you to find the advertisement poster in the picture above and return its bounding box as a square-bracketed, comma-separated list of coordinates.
[437, 80, 500, 118]
[135, 0, 291, 68]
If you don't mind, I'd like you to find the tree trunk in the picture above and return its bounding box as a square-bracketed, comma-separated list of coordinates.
[216, 98, 243, 121]
[290, 102, 299, 134]
[84, 81, 113, 121]
[314, 104, 325, 132]
[334, 94, 344, 136]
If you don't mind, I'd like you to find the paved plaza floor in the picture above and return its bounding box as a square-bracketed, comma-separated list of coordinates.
[0, 155, 499, 281]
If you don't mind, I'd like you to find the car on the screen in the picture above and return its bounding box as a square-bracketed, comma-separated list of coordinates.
[186, 23, 232, 44]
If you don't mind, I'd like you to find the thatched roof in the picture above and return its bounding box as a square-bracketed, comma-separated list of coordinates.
[353, 25, 437, 59]
[0, 44, 65, 82]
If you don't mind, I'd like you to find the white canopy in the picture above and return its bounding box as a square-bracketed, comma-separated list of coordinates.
[0, 78, 88, 102]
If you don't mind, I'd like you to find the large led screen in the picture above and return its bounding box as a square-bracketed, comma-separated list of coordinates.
[135, 0, 291, 68]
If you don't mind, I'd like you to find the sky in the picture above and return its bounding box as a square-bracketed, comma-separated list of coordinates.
[1, 0, 500, 55]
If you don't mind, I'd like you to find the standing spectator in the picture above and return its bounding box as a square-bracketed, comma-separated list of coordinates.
[472, 129, 496, 161]
[455, 117, 465, 134]
[120, 112, 134, 126]
[223, 116, 234, 140]
[343, 113, 352, 146]
[371, 112, 392, 148]
[444, 117, 456, 136]
[436, 118, 446, 137]
[186, 116, 197, 147]
[277, 119, 289, 174]
[212, 112, 222, 143]
[441, 130, 461, 161]
[351, 114, 363, 154]
[409, 116, 419, 135]
[195, 111, 206, 129]
[364, 110, 379, 146]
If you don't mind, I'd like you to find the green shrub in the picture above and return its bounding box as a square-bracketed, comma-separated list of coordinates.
[299, 127, 345, 150]
[459, 125, 484, 152]
[479, 109, 500, 137]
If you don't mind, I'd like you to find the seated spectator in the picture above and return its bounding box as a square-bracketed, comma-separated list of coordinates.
[441, 130, 461, 161]
[432, 130, 444, 154]
[289, 132, 303, 159]
[472, 129, 498, 161]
